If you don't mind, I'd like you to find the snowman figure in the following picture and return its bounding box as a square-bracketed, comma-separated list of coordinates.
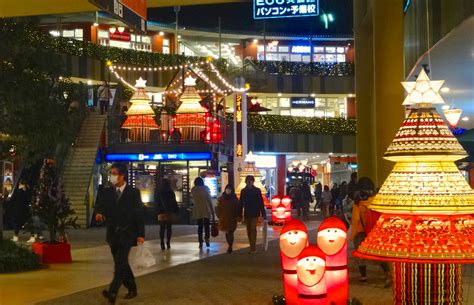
[279, 219, 309, 305]
[296, 245, 327, 305]
[317, 216, 348, 305]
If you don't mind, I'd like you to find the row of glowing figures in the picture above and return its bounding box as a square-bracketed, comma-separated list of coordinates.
[280, 217, 348, 305]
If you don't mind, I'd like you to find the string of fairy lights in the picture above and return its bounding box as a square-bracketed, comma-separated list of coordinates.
[107, 59, 249, 96]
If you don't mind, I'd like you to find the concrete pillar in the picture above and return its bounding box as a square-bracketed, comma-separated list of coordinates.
[276, 155, 286, 196]
[354, 0, 405, 186]
[346, 97, 356, 119]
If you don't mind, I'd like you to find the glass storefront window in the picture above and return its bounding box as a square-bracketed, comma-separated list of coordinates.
[302, 55, 311, 63]
[290, 54, 302, 62]
[267, 46, 277, 52]
[337, 54, 346, 62]
[265, 98, 278, 108]
[291, 109, 315, 117]
[325, 54, 337, 62]
[337, 47, 345, 53]
[279, 98, 290, 107]
[314, 47, 324, 53]
[278, 46, 289, 52]
[278, 54, 289, 61]
[315, 98, 326, 107]
[326, 47, 336, 53]
[314, 54, 325, 62]
[280, 110, 291, 116]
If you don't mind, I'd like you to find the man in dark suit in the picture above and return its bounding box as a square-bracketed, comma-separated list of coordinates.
[238, 175, 267, 254]
[95, 163, 145, 304]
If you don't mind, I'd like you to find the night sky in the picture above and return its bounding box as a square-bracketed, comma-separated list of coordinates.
[148, 0, 353, 37]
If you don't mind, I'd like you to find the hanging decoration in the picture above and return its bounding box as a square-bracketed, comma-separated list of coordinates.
[443, 107, 463, 128]
[121, 77, 159, 142]
[235, 151, 271, 207]
[353, 69, 474, 304]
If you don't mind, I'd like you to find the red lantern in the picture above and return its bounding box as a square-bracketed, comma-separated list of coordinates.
[271, 195, 292, 224]
[296, 246, 327, 305]
[280, 220, 309, 305]
[317, 216, 348, 305]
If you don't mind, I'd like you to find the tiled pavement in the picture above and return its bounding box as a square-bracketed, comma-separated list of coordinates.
[1, 218, 473, 305]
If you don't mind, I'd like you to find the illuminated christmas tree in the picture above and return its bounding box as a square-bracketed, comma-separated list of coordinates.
[353, 69, 474, 304]
[173, 76, 209, 142]
[121, 77, 159, 142]
[236, 151, 270, 207]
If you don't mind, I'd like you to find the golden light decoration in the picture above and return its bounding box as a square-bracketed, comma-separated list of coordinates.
[235, 151, 270, 207]
[353, 68, 473, 304]
[121, 78, 159, 142]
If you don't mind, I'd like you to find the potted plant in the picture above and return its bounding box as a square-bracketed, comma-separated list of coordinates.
[30, 159, 79, 263]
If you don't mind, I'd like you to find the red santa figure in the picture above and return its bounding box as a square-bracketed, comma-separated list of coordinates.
[317, 216, 348, 305]
[279, 219, 308, 305]
[296, 245, 327, 305]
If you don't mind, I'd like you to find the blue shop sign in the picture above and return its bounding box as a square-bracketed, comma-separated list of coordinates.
[105, 152, 212, 162]
[253, 0, 319, 19]
[291, 97, 315, 108]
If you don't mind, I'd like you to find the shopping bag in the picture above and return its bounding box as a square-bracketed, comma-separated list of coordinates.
[211, 221, 219, 237]
[130, 245, 156, 269]
[262, 220, 269, 252]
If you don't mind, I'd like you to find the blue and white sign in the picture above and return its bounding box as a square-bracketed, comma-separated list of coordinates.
[105, 152, 212, 162]
[291, 97, 316, 108]
[253, 0, 319, 19]
[291, 46, 312, 53]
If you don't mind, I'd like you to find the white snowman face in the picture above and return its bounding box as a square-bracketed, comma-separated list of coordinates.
[296, 256, 325, 287]
[317, 228, 347, 255]
[276, 205, 286, 217]
[280, 230, 308, 258]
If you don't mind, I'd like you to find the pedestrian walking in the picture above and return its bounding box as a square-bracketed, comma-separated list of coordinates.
[216, 184, 240, 254]
[313, 182, 322, 212]
[300, 181, 312, 221]
[10, 181, 30, 242]
[321, 185, 332, 218]
[155, 179, 179, 250]
[350, 177, 391, 287]
[347, 172, 358, 200]
[95, 163, 145, 304]
[191, 177, 215, 249]
[98, 81, 112, 115]
[289, 184, 302, 217]
[238, 175, 267, 254]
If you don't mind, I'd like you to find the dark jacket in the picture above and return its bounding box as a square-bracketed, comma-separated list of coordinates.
[156, 190, 179, 215]
[239, 186, 266, 219]
[96, 185, 145, 247]
[10, 188, 30, 223]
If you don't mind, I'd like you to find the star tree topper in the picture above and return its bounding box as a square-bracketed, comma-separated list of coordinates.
[135, 77, 147, 88]
[402, 69, 445, 106]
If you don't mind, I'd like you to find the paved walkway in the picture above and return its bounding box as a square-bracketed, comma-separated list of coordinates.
[1, 219, 473, 305]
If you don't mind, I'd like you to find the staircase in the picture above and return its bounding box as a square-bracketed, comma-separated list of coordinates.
[62, 111, 106, 227]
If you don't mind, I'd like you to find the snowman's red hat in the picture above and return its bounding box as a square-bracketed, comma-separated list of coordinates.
[298, 245, 326, 261]
[280, 219, 308, 236]
[317, 216, 347, 233]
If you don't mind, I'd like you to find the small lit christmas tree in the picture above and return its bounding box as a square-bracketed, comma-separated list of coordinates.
[31, 159, 79, 243]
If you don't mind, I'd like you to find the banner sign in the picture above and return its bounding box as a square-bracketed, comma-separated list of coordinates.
[89, 0, 147, 32]
[253, 0, 319, 19]
[235, 94, 243, 157]
[291, 97, 315, 108]
[105, 152, 212, 162]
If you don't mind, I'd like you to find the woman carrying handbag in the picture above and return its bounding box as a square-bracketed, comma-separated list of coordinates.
[216, 185, 240, 254]
[156, 179, 179, 250]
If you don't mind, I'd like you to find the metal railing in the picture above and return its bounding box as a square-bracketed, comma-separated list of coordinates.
[107, 112, 234, 148]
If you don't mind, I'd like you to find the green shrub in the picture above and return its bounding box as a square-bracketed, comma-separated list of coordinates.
[0, 240, 41, 273]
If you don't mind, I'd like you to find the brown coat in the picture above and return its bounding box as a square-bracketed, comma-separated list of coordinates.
[216, 195, 239, 233]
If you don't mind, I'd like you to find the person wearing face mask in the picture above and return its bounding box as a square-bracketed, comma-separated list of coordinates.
[95, 163, 145, 305]
[216, 184, 240, 254]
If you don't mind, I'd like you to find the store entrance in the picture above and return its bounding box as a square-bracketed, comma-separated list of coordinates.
[128, 160, 213, 224]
